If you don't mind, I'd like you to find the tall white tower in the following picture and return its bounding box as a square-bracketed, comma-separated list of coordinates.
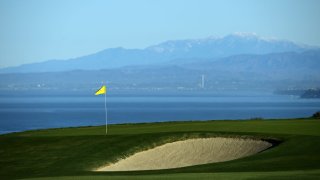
[201, 74, 205, 89]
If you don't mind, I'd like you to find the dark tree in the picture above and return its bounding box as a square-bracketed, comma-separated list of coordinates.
[312, 111, 320, 119]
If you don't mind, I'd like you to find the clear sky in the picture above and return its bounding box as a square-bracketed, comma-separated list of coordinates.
[0, 0, 319, 68]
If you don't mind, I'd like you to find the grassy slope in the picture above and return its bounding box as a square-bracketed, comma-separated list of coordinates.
[25, 170, 320, 180]
[0, 119, 320, 179]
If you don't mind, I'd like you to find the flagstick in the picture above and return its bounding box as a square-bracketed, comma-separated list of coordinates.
[104, 88, 107, 135]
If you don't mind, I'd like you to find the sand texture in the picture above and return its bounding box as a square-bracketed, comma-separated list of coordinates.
[96, 137, 272, 171]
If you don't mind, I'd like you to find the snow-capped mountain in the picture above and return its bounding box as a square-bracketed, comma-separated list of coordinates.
[146, 33, 310, 58]
[0, 33, 316, 73]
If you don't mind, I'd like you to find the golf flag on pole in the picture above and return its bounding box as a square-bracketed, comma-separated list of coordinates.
[95, 85, 106, 95]
[95, 84, 108, 135]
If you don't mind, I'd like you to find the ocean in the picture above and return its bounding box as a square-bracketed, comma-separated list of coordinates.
[1, 90, 320, 134]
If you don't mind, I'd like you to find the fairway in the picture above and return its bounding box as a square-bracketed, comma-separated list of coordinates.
[1, 118, 320, 179]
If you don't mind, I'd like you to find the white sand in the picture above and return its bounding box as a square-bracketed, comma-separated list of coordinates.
[96, 137, 272, 171]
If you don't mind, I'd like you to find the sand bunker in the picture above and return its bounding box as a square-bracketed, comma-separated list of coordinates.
[96, 137, 272, 171]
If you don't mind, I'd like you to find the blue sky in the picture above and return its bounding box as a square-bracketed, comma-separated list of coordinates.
[0, 0, 319, 68]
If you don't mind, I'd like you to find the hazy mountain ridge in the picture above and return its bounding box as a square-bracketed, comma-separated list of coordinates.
[0, 33, 315, 73]
[147, 33, 310, 57]
[1, 50, 319, 91]
[179, 50, 320, 76]
[1, 33, 319, 91]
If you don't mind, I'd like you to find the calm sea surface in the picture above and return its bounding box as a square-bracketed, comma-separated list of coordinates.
[1, 91, 320, 134]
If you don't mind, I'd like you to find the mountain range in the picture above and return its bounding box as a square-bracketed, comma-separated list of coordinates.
[0, 33, 316, 73]
[0, 33, 319, 91]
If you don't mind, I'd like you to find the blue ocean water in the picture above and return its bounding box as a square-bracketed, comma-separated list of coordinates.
[0, 91, 320, 134]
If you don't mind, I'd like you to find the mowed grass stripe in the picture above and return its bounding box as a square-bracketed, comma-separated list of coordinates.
[23, 169, 320, 180]
[11, 119, 320, 137]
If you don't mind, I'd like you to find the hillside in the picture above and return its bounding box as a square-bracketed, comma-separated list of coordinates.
[0, 50, 319, 91]
[0, 33, 314, 73]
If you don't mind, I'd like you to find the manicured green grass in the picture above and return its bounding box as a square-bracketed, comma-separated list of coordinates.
[24, 169, 320, 180]
[0, 118, 320, 179]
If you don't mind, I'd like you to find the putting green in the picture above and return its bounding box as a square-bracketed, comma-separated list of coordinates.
[0, 118, 320, 179]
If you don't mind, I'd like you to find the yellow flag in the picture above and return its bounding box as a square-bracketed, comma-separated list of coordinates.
[95, 85, 106, 95]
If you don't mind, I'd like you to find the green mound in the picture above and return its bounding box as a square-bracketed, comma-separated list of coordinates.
[1, 118, 320, 179]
